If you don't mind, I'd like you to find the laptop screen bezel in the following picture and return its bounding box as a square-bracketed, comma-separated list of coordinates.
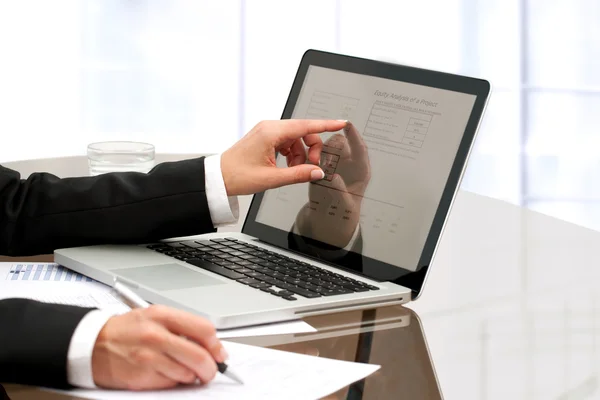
[242, 49, 491, 297]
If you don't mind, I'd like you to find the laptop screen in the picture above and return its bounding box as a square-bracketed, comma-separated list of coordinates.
[243, 52, 489, 294]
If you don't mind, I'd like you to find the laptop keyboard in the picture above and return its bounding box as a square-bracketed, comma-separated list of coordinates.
[146, 238, 379, 301]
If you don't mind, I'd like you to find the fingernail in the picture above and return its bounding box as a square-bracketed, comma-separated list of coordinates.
[337, 119, 348, 123]
[310, 169, 325, 180]
[220, 347, 229, 361]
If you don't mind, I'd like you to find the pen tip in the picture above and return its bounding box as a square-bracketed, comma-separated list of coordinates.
[225, 370, 244, 385]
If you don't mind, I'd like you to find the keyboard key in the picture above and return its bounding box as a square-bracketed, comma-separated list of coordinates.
[289, 273, 310, 280]
[274, 290, 295, 297]
[180, 241, 203, 248]
[272, 266, 295, 275]
[205, 249, 223, 255]
[280, 261, 296, 268]
[238, 278, 260, 285]
[329, 278, 351, 286]
[219, 248, 238, 254]
[258, 276, 282, 286]
[343, 284, 370, 292]
[223, 264, 244, 270]
[214, 260, 236, 267]
[210, 238, 230, 243]
[267, 271, 287, 280]
[283, 277, 305, 286]
[186, 259, 245, 280]
[276, 283, 321, 298]
[187, 251, 207, 257]
[297, 282, 321, 292]
[250, 282, 272, 289]
[236, 268, 254, 274]
[244, 271, 267, 279]
[282, 296, 297, 301]
[166, 242, 186, 248]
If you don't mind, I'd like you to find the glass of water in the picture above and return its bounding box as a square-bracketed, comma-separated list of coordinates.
[87, 141, 155, 176]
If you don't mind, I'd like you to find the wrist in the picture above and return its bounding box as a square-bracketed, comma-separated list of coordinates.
[90, 314, 118, 388]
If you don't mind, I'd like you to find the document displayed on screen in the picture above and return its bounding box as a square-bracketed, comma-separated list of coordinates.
[256, 66, 476, 271]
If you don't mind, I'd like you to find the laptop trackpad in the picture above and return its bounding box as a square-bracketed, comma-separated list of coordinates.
[114, 263, 225, 291]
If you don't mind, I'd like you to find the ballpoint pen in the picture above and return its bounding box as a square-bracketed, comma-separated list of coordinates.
[111, 278, 244, 385]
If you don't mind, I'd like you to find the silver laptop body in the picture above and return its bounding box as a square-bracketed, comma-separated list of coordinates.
[55, 50, 490, 329]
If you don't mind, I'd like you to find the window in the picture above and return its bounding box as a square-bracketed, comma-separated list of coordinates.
[1, 0, 598, 232]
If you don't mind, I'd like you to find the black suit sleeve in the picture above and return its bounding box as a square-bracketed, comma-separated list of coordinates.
[0, 157, 218, 388]
[0, 299, 94, 388]
[0, 157, 216, 256]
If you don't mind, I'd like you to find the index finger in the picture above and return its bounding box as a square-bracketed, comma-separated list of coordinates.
[267, 119, 348, 144]
[146, 305, 225, 362]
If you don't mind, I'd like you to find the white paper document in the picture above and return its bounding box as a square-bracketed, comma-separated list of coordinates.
[58, 340, 380, 400]
[0, 262, 130, 313]
[1, 262, 94, 282]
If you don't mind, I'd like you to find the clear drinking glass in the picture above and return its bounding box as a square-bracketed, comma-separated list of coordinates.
[87, 141, 155, 176]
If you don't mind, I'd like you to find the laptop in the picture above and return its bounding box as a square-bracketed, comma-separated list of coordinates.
[55, 50, 490, 329]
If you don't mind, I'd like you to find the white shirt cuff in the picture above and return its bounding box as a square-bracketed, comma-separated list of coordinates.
[204, 154, 239, 227]
[67, 310, 115, 388]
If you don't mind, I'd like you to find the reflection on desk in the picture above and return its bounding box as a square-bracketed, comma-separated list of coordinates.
[231, 306, 442, 400]
[3, 305, 439, 400]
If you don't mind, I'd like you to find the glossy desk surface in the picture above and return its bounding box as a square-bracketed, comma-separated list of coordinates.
[3, 156, 600, 399]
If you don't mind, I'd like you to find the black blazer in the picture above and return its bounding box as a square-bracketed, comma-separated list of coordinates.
[0, 157, 216, 388]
